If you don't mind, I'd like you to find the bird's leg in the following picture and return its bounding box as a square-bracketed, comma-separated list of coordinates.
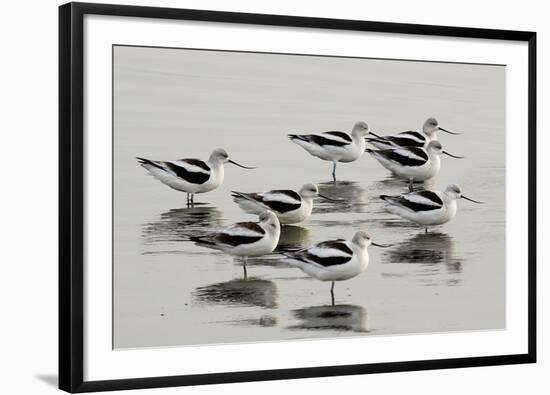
[330, 281, 335, 306]
[408, 177, 414, 192]
[186, 193, 190, 206]
[425, 227, 429, 233]
[190, 193, 195, 207]
[332, 162, 337, 185]
[243, 256, 248, 280]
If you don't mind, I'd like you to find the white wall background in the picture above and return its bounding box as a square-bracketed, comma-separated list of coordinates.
[0, 0, 546, 394]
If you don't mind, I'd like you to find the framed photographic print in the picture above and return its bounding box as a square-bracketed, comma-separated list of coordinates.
[59, 2, 537, 393]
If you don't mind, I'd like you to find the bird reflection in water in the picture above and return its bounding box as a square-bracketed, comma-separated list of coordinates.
[275, 225, 312, 252]
[193, 277, 278, 308]
[313, 181, 368, 215]
[141, 205, 223, 246]
[245, 225, 312, 269]
[287, 304, 368, 333]
[382, 232, 463, 285]
[230, 314, 278, 328]
[374, 174, 435, 193]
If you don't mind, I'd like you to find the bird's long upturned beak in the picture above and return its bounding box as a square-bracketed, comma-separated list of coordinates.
[461, 195, 484, 204]
[228, 159, 256, 169]
[442, 151, 465, 159]
[372, 242, 391, 248]
[439, 127, 461, 135]
[318, 193, 343, 202]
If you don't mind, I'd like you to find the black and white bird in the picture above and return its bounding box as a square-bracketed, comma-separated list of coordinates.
[284, 231, 387, 304]
[288, 121, 369, 183]
[366, 117, 460, 150]
[137, 148, 255, 205]
[381, 184, 483, 232]
[191, 211, 281, 278]
[231, 183, 339, 225]
[366, 140, 463, 191]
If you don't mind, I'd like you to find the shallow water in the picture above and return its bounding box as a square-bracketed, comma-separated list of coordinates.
[113, 46, 505, 348]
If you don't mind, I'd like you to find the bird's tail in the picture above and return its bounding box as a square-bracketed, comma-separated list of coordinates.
[380, 194, 400, 204]
[364, 148, 388, 159]
[281, 248, 308, 262]
[280, 245, 304, 255]
[188, 234, 216, 246]
[136, 157, 164, 170]
[136, 156, 151, 165]
[280, 251, 310, 270]
[230, 190, 250, 200]
[230, 191, 264, 215]
[379, 195, 404, 216]
[365, 137, 388, 144]
[288, 134, 307, 142]
[230, 190, 255, 205]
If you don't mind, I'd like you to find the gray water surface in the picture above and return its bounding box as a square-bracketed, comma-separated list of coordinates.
[113, 46, 505, 349]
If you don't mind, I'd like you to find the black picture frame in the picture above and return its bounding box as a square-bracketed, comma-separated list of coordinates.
[59, 2, 537, 393]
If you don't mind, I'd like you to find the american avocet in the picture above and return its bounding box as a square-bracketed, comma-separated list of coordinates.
[381, 184, 483, 232]
[284, 231, 387, 305]
[231, 183, 339, 225]
[366, 141, 463, 191]
[137, 148, 255, 205]
[191, 211, 280, 278]
[366, 117, 460, 150]
[288, 121, 369, 183]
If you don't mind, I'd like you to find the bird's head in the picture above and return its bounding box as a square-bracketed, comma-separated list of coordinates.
[352, 121, 369, 137]
[209, 148, 256, 169]
[445, 184, 483, 203]
[426, 141, 464, 159]
[351, 231, 389, 248]
[422, 117, 440, 137]
[259, 211, 280, 230]
[299, 183, 320, 198]
[423, 117, 460, 136]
